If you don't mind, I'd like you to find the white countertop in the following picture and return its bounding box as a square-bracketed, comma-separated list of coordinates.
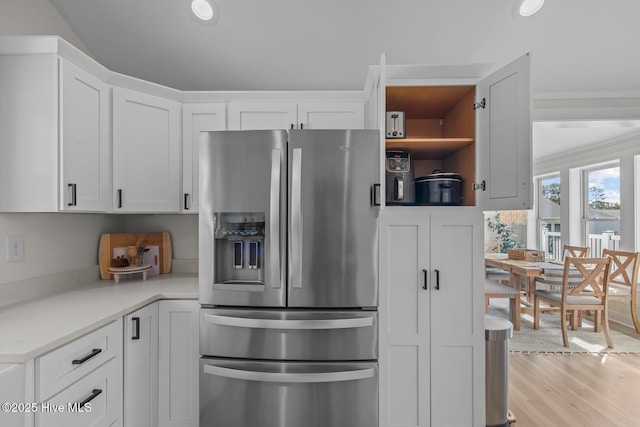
[0, 274, 198, 363]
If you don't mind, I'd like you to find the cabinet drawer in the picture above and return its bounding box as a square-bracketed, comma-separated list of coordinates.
[37, 357, 122, 427]
[36, 319, 123, 401]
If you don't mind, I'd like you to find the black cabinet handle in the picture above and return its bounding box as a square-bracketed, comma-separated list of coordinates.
[423, 269, 428, 290]
[435, 269, 440, 290]
[291, 123, 294, 129]
[300, 123, 304, 129]
[132, 317, 140, 340]
[68, 183, 77, 206]
[184, 193, 190, 210]
[372, 184, 381, 206]
[72, 348, 102, 365]
[78, 388, 102, 407]
[117, 189, 123, 208]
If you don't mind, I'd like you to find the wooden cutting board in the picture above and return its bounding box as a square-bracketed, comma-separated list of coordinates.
[98, 232, 172, 280]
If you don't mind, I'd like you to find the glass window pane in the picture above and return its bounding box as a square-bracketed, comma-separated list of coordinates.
[539, 176, 560, 219]
[587, 166, 620, 219]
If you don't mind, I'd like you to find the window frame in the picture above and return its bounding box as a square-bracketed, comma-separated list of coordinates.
[582, 161, 621, 255]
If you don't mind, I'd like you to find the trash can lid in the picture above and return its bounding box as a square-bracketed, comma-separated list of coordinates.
[485, 314, 513, 341]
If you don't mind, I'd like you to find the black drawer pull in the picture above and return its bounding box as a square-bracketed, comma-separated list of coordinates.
[435, 269, 440, 290]
[78, 388, 102, 407]
[423, 269, 428, 290]
[72, 348, 102, 365]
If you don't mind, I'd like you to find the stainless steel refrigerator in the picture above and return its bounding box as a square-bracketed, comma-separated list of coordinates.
[198, 129, 379, 427]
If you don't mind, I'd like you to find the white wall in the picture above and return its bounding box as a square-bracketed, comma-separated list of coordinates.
[0, 214, 123, 286]
[124, 215, 198, 261]
[0, 0, 92, 56]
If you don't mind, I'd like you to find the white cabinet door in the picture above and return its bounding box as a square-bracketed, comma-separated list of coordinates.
[228, 103, 297, 130]
[429, 210, 484, 427]
[379, 210, 430, 427]
[158, 300, 199, 427]
[113, 87, 181, 212]
[124, 302, 159, 427]
[0, 364, 27, 427]
[60, 58, 110, 211]
[297, 103, 364, 129]
[182, 103, 226, 213]
[0, 54, 59, 211]
[379, 208, 484, 427]
[477, 53, 532, 211]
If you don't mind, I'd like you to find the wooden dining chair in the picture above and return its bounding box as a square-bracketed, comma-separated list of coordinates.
[533, 257, 613, 348]
[603, 249, 640, 333]
[535, 244, 591, 289]
[563, 245, 590, 258]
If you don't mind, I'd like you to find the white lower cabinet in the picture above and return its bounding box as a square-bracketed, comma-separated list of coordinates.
[0, 363, 30, 427]
[379, 208, 485, 427]
[35, 319, 124, 427]
[158, 300, 199, 427]
[4, 299, 199, 427]
[38, 358, 121, 427]
[123, 303, 159, 427]
[122, 300, 199, 427]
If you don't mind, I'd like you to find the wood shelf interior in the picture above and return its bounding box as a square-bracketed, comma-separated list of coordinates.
[386, 85, 477, 206]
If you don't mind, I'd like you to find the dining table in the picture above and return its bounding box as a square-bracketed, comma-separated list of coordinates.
[484, 253, 566, 312]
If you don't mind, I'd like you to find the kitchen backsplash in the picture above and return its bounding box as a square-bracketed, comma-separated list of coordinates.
[0, 213, 198, 305]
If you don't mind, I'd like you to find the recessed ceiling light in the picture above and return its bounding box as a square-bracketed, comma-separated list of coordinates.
[191, 0, 219, 23]
[514, 0, 545, 17]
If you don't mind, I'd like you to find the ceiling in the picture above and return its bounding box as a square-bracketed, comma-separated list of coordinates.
[48, 0, 640, 159]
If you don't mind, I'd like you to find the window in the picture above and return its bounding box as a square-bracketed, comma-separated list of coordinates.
[538, 175, 561, 259]
[584, 164, 620, 255]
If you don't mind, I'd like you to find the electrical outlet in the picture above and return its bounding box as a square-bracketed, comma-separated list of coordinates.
[6, 235, 24, 262]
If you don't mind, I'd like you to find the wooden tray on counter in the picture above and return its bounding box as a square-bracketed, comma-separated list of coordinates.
[98, 232, 172, 280]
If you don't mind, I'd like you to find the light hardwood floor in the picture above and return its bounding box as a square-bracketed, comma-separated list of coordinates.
[509, 352, 640, 426]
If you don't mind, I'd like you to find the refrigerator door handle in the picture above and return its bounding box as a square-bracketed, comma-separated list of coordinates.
[203, 364, 374, 383]
[291, 147, 303, 288]
[269, 149, 282, 289]
[203, 313, 374, 330]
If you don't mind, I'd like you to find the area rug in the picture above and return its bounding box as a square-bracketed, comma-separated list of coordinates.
[487, 301, 640, 353]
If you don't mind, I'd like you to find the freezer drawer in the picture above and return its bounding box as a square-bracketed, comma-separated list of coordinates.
[200, 308, 377, 360]
[200, 358, 378, 427]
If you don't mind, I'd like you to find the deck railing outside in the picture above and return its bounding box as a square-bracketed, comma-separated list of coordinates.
[540, 230, 620, 260]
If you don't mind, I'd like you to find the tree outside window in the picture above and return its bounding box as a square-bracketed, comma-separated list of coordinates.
[538, 175, 561, 259]
[585, 164, 620, 254]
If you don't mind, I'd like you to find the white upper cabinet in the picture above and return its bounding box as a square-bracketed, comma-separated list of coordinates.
[60, 58, 110, 211]
[0, 53, 109, 212]
[228, 103, 297, 130]
[182, 103, 226, 213]
[228, 102, 365, 130]
[476, 53, 532, 211]
[113, 87, 182, 212]
[378, 53, 532, 211]
[297, 103, 364, 129]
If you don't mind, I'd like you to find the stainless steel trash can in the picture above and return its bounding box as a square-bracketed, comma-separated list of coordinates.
[485, 315, 513, 427]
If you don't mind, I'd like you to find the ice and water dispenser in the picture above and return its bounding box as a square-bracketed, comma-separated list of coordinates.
[213, 212, 265, 284]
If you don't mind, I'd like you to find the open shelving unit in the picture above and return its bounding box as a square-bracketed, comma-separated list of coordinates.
[386, 85, 477, 206]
